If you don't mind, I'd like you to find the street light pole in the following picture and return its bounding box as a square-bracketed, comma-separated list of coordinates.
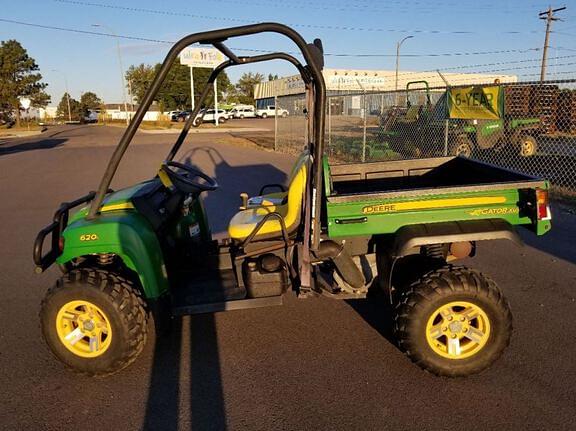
[52, 69, 72, 122]
[92, 24, 129, 125]
[395, 35, 414, 100]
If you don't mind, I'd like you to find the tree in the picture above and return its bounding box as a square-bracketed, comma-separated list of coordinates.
[0, 40, 50, 127]
[126, 62, 232, 110]
[125, 63, 155, 104]
[57, 93, 81, 122]
[235, 72, 264, 105]
[268, 73, 279, 81]
[80, 91, 102, 110]
[80, 91, 103, 116]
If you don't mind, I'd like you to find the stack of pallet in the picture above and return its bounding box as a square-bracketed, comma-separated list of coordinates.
[531, 85, 559, 134]
[504, 86, 531, 116]
[557, 91, 576, 134]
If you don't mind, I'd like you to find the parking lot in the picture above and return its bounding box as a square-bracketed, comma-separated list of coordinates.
[1, 125, 576, 430]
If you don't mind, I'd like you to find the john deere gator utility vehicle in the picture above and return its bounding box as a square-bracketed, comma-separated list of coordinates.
[381, 80, 542, 158]
[35, 24, 552, 377]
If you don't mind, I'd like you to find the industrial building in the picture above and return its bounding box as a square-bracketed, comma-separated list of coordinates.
[254, 68, 517, 115]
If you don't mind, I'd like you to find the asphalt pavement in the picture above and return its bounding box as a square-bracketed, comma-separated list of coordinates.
[1, 125, 575, 431]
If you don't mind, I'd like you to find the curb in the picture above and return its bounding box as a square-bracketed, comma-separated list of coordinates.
[140, 127, 271, 134]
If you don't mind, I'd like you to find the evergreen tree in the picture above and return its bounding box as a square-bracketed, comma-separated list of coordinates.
[0, 39, 50, 127]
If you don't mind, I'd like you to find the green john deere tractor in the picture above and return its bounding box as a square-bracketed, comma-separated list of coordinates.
[35, 24, 552, 378]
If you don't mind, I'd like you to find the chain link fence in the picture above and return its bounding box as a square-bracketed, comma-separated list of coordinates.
[272, 79, 576, 196]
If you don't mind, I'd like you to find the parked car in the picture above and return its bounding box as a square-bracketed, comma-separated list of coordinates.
[193, 109, 228, 126]
[229, 106, 256, 119]
[171, 111, 191, 122]
[255, 105, 289, 118]
[83, 110, 99, 124]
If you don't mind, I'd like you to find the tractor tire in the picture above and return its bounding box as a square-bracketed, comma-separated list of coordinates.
[394, 266, 512, 377]
[450, 135, 474, 158]
[40, 268, 148, 376]
[518, 135, 538, 157]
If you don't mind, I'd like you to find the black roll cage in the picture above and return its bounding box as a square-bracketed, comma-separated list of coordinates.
[87, 23, 326, 263]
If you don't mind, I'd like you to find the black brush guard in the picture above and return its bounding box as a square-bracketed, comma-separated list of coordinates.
[33, 191, 96, 273]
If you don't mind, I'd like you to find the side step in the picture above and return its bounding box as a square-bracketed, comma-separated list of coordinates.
[171, 295, 283, 316]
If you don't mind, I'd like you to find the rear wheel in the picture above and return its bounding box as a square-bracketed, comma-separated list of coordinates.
[395, 266, 512, 377]
[40, 268, 148, 376]
[450, 135, 474, 158]
[518, 135, 537, 157]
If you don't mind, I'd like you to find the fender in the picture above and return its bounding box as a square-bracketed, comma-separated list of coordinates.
[56, 211, 168, 298]
[392, 218, 522, 257]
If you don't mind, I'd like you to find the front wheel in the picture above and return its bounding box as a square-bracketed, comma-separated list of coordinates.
[261, 113, 267, 119]
[395, 266, 512, 377]
[40, 268, 148, 376]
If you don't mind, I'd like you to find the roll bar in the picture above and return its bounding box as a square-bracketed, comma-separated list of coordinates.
[87, 23, 326, 259]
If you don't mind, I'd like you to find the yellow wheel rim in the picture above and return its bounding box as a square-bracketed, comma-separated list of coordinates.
[425, 301, 490, 360]
[56, 300, 113, 358]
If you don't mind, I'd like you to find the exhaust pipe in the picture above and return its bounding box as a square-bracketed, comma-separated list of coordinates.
[314, 241, 365, 289]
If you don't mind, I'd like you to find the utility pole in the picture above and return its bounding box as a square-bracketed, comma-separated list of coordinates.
[539, 6, 566, 82]
[92, 24, 130, 124]
[52, 69, 72, 122]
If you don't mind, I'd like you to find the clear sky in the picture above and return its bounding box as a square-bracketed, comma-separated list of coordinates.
[1, 0, 575, 105]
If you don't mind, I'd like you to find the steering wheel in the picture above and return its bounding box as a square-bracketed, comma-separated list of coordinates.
[159, 161, 218, 194]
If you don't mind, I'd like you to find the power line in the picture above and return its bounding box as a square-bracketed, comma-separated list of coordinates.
[53, 0, 544, 35]
[0, 18, 543, 59]
[171, 0, 519, 15]
[394, 54, 576, 78]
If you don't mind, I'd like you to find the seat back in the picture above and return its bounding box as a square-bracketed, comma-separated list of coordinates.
[284, 153, 310, 231]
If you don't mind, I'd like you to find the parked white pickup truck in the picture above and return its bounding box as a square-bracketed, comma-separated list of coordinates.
[255, 105, 289, 118]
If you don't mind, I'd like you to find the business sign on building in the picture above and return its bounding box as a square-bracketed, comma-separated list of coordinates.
[179, 47, 225, 68]
[326, 74, 386, 91]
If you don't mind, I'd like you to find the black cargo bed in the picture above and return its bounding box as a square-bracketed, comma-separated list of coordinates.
[328, 157, 546, 202]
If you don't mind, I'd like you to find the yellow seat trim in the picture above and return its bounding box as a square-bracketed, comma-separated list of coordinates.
[228, 155, 308, 240]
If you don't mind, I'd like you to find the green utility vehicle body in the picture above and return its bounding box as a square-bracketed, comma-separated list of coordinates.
[323, 157, 550, 238]
[50, 155, 551, 303]
[34, 23, 553, 377]
[381, 81, 542, 158]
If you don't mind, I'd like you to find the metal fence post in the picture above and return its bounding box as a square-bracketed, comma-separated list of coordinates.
[444, 118, 449, 156]
[362, 92, 367, 162]
[274, 94, 278, 152]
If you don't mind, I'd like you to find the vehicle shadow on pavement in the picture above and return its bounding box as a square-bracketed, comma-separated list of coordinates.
[345, 289, 397, 346]
[0, 137, 67, 156]
[142, 146, 288, 430]
[143, 314, 226, 431]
